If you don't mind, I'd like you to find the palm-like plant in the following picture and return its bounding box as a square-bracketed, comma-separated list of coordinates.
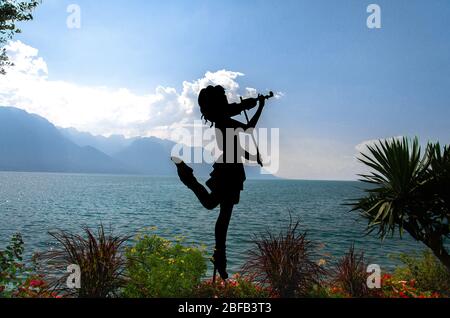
[352, 137, 450, 271]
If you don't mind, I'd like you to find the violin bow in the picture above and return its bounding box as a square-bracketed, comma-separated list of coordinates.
[241, 91, 274, 167]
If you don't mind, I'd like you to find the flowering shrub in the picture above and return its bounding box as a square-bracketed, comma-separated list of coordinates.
[326, 274, 442, 298]
[394, 251, 450, 296]
[2, 231, 449, 298]
[0, 233, 27, 297]
[124, 232, 207, 298]
[193, 274, 273, 298]
[0, 234, 64, 298]
[13, 276, 62, 298]
[378, 274, 440, 298]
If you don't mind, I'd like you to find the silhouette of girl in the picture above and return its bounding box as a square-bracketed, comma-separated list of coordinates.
[172, 85, 266, 280]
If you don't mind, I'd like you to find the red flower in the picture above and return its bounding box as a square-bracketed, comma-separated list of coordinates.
[382, 273, 392, 280]
[29, 280, 45, 288]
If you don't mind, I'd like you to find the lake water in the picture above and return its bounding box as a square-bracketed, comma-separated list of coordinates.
[0, 172, 424, 274]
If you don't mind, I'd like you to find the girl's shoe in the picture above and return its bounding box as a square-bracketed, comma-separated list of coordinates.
[211, 248, 228, 282]
[171, 157, 196, 188]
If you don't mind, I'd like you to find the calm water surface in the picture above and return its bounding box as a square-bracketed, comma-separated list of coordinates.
[0, 172, 424, 273]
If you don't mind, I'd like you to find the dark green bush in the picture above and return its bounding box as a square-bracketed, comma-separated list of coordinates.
[124, 233, 207, 298]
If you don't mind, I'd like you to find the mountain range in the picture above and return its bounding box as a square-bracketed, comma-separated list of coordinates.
[0, 107, 274, 178]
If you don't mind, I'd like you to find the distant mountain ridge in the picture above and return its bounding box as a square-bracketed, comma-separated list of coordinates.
[61, 127, 274, 179]
[0, 107, 130, 174]
[0, 106, 275, 178]
[59, 127, 137, 156]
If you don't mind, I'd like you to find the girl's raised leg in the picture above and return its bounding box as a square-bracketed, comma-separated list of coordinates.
[172, 157, 219, 210]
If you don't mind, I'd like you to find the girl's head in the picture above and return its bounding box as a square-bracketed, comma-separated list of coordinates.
[198, 85, 228, 125]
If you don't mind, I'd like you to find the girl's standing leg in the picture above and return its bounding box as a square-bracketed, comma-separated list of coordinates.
[213, 202, 234, 279]
[215, 202, 234, 250]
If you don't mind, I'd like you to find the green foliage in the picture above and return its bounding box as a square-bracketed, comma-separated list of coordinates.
[0, 233, 26, 297]
[37, 225, 129, 298]
[124, 233, 207, 298]
[1, 233, 61, 298]
[193, 274, 272, 298]
[352, 137, 450, 270]
[307, 284, 343, 298]
[242, 217, 326, 298]
[393, 250, 450, 295]
[0, 0, 40, 74]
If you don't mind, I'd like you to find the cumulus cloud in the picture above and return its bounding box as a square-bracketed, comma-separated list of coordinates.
[349, 136, 405, 178]
[0, 41, 371, 180]
[0, 41, 257, 140]
[355, 136, 403, 156]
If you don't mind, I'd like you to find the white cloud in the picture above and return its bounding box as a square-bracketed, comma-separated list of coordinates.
[351, 136, 404, 178]
[0, 41, 252, 140]
[355, 136, 403, 156]
[274, 136, 407, 180]
[277, 136, 359, 180]
[0, 41, 375, 180]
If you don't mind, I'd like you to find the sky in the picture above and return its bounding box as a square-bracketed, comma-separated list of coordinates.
[1, 0, 449, 180]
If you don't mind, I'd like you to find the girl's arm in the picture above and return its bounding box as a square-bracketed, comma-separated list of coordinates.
[226, 99, 258, 117]
[224, 95, 265, 130]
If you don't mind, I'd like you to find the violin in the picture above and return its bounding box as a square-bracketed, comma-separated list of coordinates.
[239, 91, 274, 109]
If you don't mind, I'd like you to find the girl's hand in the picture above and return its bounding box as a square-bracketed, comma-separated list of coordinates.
[258, 94, 266, 107]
